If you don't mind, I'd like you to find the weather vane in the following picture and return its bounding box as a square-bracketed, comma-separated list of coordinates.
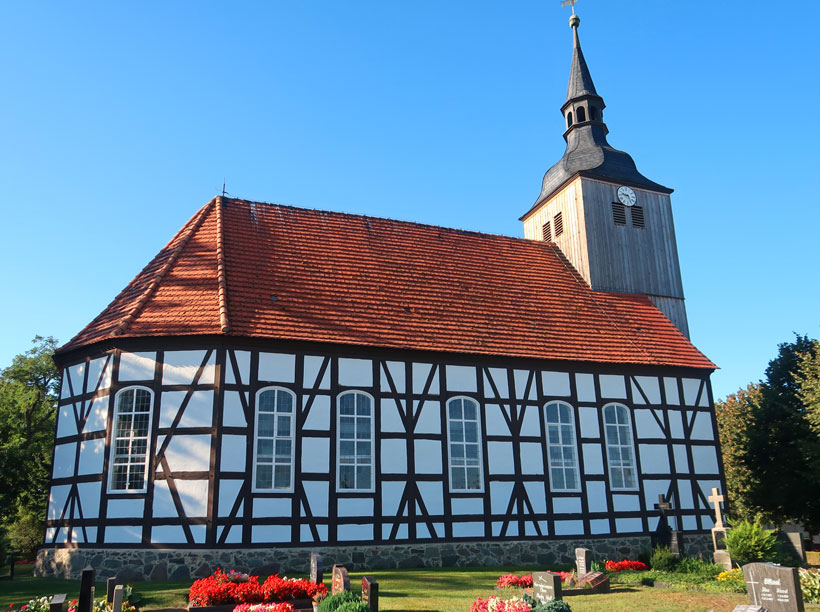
[560, 0, 579, 15]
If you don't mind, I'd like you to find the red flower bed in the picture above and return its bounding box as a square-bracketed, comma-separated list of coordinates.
[234, 604, 295, 612]
[189, 569, 327, 607]
[605, 560, 649, 572]
[471, 597, 531, 612]
[496, 574, 533, 588]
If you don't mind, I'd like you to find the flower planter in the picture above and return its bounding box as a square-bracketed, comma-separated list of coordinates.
[188, 600, 314, 612]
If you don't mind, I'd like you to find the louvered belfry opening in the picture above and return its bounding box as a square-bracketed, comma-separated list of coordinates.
[554, 211, 564, 237]
[631, 205, 645, 229]
[542, 221, 552, 241]
[612, 202, 626, 225]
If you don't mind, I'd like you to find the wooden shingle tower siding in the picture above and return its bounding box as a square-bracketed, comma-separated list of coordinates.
[37, 12, 725, 581]
[520, 14, 690, 338]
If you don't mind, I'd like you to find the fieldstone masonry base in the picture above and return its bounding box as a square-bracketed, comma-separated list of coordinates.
[36, 533, 713, 581]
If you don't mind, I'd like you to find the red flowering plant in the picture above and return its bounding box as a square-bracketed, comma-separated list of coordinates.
[189, 569, 328, 607]
[261, 576, 327, 601]
[604, 560, 649, 572]
[496, 574, 533, 589]
[233, 604, 294, 612]
[471, 596, 531, 612]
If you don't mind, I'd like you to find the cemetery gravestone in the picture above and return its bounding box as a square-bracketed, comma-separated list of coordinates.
[49, 594, 67, 612]
[653, 494, 684, 555]
[78, 566, 95, 612]
[310, 554, 323, 585]
[714, 549, 733, 572]
[106, 577, 120, 604]
[741, 562, 805, 612]
[709, 487, 729, 551]
[331, 565, 350, 595]
[578, 571, 610, 594]
[532, 572, 562, 603]
[111, 585, 124, 612]
[730, 606, 766, 612]
[574, 548, 591, 579]
[361, 576, 379, 612]
[777, 532, 806, 564]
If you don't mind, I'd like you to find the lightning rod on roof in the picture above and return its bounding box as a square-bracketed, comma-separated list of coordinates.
[222, 179, 227, 197]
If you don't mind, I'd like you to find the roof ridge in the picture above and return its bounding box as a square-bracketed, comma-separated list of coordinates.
[215, 196, 230, 333]
[109, 200, 216, 338]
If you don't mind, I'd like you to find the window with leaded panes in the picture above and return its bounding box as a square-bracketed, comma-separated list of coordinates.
[447, 397, 483, 491]
[337, 391, 374, 491]
[254, 387, 295, 491]
[545, 401, 580, 491]
[603, 403, 638, 490]
[110, 386, 153, 492]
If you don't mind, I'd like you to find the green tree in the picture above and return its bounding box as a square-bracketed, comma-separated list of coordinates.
[0, 336, 60, 556]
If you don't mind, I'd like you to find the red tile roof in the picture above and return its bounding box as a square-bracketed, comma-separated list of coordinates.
[59, 197, 715, 370]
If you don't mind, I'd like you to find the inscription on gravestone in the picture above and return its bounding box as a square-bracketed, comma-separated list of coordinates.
[361, 576, 379, 612]
[574, 548, 590, 579]
[331, 565, 350, 595]
[742, 562, 805, 612]
[310, 554, 324, 585]
[532, 572, 562, 603]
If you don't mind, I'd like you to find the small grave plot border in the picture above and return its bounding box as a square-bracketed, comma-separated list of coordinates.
[187, 599, 314, 612]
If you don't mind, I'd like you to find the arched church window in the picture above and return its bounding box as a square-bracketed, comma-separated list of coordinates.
[567, 112, 574, 127]
[603, 403, 638, 490]
[337, 391, 374, 491]
[544, 401, 580, 491]
[446, 396, 483, 491]
[110, 386, 153, 492]
[577, 106, 586, 122]
[254, 386, 296, 491]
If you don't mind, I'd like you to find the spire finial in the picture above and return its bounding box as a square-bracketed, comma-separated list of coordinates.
[561, 0, 581, 27]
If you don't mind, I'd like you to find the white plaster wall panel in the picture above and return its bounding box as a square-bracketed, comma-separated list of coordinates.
[642, 480, 671, 510]
[586, 481, 608, 512]
[484, 368, 508, 397]
[380, 361, 405, 393]
[554, 520, 584, 535]
[301, 437, 330, 473]
[68, 363, 85, 397]
[579, 407, 600, 438]
[634, 410, 664, 439]
[639, 444, 670, 474]
[379, 399, 404, 433]
[485, 404, 508, 435]
[682, 378, 702, 406]
[452, 522, 484, 537]
[77, 438, 105, 475]
[85, 527, 98, 543]
[220, 435, 246, 472]
[699, 390, 711, 408]
[414, 440, 442, 474]
[104, 525, 142, 543]
[381, 482, 404, 517]
[673, 445, 689, 473]
[338, 358, 373, 387]
[589, 519, 610, 534]
[152, 481, 178, 517]
[303, 356, 330, 389]
[447, 365, 478, 392]
[300, 524, 328, 542]
[504, 523, 520, 537]
[252, 525, 292, 542]
[701, 514, 715, 529]
[615, 518, 642, 532]
[697, 480, 724, 505]
[682, 516, 698, 530]
[514, 370, 537, 401]
[83, 396, 109, 433]
[225, 350, 251, 385]
[303, 481, 329, 517]
[490, 481, 514, 514]
[582, 444, 604, 474]
[553, 497, 583, 514]
[575, 374, 596, 402]
[338, 498, 374, 517]
[519, 443, 543, 474]
[663, 378, 680, 405]
[452, 497, 484, 515]
[177, 391, 215, 429]
[678, 483, 694, 509]
[692, 446, 719, 474]
[219, 525, 243, 544]
[164, 435, 211, 472]
[218, 480, 243, 517]
[648, 517, 660, 531]
[380, 438, 407, 474]
[258, 353, 297, 384]
[414, 401, 441, 434]
[52, 443, 76, 478]
[487, 441, 514, 474]
[162, 351, 212, 386]
[223, 391, 248, 427]
[668, 411, 684, 439]
[338, 524, 373, 541]
[254, 497, 292, 518]
[303, 395, 331, 430]
[60, 372, 71, 400]
[418, 481, 444, 515]
[108, 498, 145, 518]
[55, 528, 68, 543]
[71, 528, 85, 544]
[416, 523, 432, 539]
[634, 376, 662, 404]
[520, 407, 541, 436]
[690, 412, 715, 440]
[412, 363, 438, 394]
[160, 391, 185, 428]
[525, 523, 538, 536]
[599, 375, 627, 399]
[87, 356, 112, 392]
[48, 485, 71, 520]
[542, 371, 571, 397]
[118, 352, 156, 381]
[151, 525, 188, 543]
[382, 524, 408, 540]
[57, 405, 78, 438]
[612, 494, 640, 512]
[77, 482, 101, 519]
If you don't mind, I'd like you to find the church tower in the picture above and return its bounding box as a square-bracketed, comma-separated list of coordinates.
[521, 12, 689, 337]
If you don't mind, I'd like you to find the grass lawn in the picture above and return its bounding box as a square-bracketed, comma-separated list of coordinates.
[2, 564, 750, 612]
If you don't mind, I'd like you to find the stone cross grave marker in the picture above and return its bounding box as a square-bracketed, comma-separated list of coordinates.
[652, 494, 684, 555]
[331, 565, 350, 595]
[78, 566, 95, 612]
[574, 548, 591, 579]
[310, 553, 324, 585]
[106, 577, 119, 604]
[111, 585, 124, 612]
[709, 487, 729, 551]
[49, 594, 67, 612]
[741, 562, 805, 612]
[532, 572, 562, 603]
[361, 576, 379, 612]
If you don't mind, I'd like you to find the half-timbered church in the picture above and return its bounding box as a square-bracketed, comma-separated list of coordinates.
[38, 13, 726, 579]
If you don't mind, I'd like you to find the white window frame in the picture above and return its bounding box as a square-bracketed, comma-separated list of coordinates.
[446, 396, 484, 493]
[336, 390, 375, 493]
[603, 403, 639, 491]
[544, 400, 581, 492]
[109, 385, 154, 494]
[252, 386, 296, 493]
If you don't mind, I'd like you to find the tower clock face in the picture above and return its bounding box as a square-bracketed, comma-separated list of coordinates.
[617, 186, 637, 207]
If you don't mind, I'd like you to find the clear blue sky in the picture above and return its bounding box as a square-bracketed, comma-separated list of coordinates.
[2, 1, 818, 401]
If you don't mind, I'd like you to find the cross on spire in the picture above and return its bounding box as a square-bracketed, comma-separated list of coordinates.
[708, 487, 726, 528]
[560, 0, 580, 15]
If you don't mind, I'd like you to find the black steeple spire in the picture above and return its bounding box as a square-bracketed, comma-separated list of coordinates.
[525, 13, 671, 214]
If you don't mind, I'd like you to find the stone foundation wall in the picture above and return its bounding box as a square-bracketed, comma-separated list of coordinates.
[35, 533, 714, 581]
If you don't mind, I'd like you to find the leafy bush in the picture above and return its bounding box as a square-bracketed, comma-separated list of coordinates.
[334, 602, 369, 612]
[532, 601, 572, 612]
[717, 568, 746, 590]
[800, 568, 820, 604]
[674, 558, 721, 578]
[649, 546, 678, 572]
[317, 591, 360, 612]
[3, 507, 44, 559]
[725, 520, 780, 565]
